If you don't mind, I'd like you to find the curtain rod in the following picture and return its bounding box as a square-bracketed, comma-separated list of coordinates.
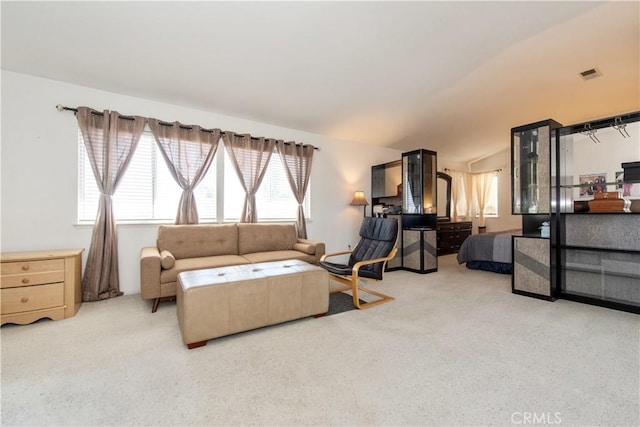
[444, 167, 502, 174]
[56, 104, 319, 150]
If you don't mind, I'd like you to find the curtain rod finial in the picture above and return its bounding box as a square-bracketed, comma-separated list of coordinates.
[56, 104, 65, 111]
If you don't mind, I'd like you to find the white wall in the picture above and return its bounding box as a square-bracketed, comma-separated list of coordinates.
[1, 71, 403, 296]
[468, 148, 520, 233]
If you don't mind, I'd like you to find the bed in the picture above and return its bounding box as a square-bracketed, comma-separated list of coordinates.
[456, 229, 521, 274]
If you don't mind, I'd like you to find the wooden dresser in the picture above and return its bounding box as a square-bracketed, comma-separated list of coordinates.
[1, 249, 84, 325]
[437, 221, 472, 255]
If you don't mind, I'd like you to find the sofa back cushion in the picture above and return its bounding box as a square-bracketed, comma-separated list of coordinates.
[237, 223, 297, 255]
[157, 224, 238, 259]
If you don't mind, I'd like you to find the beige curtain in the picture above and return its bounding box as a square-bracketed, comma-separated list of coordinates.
[462, 172, 474, 221]
[450, 170, 472, 222]
[473, 171, 495, 226]
[450, 171, 463, 222]
[223, 133, 275, 222]
[148, 119, 220, 224]
[77, 107, 145, 301]
[276, 141, 314, 238]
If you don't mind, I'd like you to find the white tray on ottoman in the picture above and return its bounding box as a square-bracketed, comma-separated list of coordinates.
[177, 259, 329, 349]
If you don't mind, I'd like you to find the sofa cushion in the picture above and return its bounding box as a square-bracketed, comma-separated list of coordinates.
[157, 224, 238, 260]
[160, 255, 250, 284]
[241, 250, 317, 265]
[237, 223, 297, 255]
[160, 250, 175, 269]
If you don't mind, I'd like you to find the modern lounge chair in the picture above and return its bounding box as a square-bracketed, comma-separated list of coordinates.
[319, 217, 398, 309]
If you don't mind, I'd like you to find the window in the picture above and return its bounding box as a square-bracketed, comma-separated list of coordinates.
[453, 183, 469, 218]
[78, 130, 216, 222]
[78, 130, 309, 223]
[481, 174, 499, 216]
[469, 173, 498, 217]
[451, 173, 498, 218]
[223, 149, 310, 221]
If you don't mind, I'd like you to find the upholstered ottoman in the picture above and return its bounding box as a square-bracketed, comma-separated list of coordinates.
[177, 259, 329, 348]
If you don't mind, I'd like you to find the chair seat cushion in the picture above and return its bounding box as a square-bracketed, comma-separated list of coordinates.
[319, 261, 381, 280]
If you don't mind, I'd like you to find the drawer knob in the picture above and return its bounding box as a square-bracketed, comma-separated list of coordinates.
[21, 297, 29, 303]
[21, 278, 29, 284]
[21, 265, 29, 271]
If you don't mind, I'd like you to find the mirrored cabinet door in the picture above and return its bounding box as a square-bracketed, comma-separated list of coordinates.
[402, 149, 436, 214]
[511, 119, 561, 214]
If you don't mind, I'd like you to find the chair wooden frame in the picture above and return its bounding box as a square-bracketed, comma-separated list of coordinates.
[320, 245, 398, 309]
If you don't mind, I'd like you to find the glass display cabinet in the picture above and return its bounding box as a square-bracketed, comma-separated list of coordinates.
[511, 119, 562, 215]
[553, 111, 640, 313]
[511, 112, 640, 313]
[400, 149, 438, 274]
[402, 149, 437, 215]
[511, 120, 561, 300]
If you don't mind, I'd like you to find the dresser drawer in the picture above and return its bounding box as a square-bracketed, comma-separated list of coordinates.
[437, 224, 472, 256]
[1, 259, 65, 289]
[1, 282, 65, 314]
[1, 270, 66, 289]
[451, 224, 472, 231]
[1, 259, 65, 275]
[438, 222, 472, 232]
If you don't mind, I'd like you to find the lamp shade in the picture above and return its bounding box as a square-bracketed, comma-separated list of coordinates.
[350, 191, 369, 206]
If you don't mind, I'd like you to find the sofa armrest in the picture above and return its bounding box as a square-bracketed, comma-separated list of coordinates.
[296, 238, 325, 265]
[140, 246, 161, 300]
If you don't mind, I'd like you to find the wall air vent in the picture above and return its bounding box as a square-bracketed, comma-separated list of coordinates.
[579, 68, 602, 80]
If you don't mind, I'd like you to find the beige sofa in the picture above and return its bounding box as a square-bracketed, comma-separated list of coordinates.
[140, 223, 325, 312]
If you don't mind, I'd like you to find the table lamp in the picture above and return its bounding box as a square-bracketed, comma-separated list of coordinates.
[350, 191, 369, 217]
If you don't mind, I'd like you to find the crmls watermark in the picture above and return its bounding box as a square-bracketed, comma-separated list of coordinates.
[511, 412, 562, 425]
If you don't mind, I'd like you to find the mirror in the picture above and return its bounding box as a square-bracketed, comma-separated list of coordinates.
[436, 172, 452, 221]
[557, 112, 640, 212]
[402, 149, 437, 214]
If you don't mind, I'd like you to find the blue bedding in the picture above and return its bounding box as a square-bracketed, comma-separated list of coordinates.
[456, 230, 520, 274]
[465, 260, 512, 274]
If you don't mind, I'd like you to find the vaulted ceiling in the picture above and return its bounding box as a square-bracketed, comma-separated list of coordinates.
[2, 1, 639, 163]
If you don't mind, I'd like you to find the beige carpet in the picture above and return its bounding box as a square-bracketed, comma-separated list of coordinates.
[1, 255, 638, 426]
